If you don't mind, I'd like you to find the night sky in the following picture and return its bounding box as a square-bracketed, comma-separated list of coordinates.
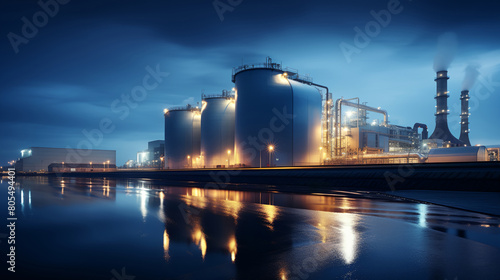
[1, 0, 499, 165]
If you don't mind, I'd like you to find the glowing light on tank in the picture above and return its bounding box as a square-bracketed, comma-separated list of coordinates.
[200, 96, 235, 168]
[234, 62, 322, 166]
[201, 100, 207, 112]
[165, 107, 201, 169]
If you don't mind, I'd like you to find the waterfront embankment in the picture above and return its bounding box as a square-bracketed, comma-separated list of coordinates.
[17, 162, 500, 192]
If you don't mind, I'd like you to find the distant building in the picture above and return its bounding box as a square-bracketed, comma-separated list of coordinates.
[15, 147, 116, 172]
[136, 150, 150, 166]
[148, 140, 164, 168]
[135, 140, 164, 168]
[48, 162, 116, 173]
[124, 160, 135, 168]
[334, 99, 422, 157]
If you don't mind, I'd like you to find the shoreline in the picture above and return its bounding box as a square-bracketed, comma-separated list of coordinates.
[14, 161, 500, 192]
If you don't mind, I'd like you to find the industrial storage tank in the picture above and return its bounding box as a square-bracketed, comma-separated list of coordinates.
[426, 146, 488, 163]
[232, 59, 322, 167]
[164, 105, 201, 169]
[200, 90, 235, 168]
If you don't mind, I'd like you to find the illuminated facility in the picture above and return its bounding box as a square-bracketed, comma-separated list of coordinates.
[163, 57, 495, 168]
[135, 140, 165, 168]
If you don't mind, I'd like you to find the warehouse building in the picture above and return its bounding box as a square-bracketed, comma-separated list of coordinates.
[15, 147, 116, 172]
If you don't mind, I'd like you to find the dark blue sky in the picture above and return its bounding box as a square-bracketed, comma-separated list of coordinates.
[1, 0, 500, 165]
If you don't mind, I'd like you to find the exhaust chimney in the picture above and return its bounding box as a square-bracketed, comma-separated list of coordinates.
[429, 70, 463, 146]
[459, 90, 471, 146]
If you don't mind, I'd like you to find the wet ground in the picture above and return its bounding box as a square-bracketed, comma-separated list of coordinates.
[1, 176, 499, 279]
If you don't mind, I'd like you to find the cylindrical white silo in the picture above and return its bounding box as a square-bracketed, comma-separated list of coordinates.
[164, 105, 201, 169]
[233, 65, 322, 167]
[200, 92, 235, 168]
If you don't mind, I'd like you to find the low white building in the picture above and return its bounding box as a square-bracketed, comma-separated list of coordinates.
[15, 147, 116, 172]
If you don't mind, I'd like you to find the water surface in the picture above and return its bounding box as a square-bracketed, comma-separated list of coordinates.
[1, 176, 499, 279]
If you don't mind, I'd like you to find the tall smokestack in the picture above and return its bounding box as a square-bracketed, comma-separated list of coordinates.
[429, 70, 463, 146]
[459, 90, 471, 146]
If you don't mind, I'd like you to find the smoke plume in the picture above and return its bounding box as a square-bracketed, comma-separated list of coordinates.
[433, 32, 458, 72]
[462, 63, 481, 90]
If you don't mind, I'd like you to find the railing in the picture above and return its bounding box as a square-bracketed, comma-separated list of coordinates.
[231, 57, 313, 83]
[202, 89, 235, 100]
[167, 104, 200, 112]
[232, 62, 282, 82]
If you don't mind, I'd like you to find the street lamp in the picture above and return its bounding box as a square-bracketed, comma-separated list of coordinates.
[259, 147, 262, 168]
[227, 150, 231, 167]
[268, 145, 274, 167]
[319, 147, 323, 165]
[187, 155, 191, 168]
[160, 156, 164, 170]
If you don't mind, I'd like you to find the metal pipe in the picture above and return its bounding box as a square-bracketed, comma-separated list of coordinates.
[335, 99, 342, 157]
[341, 100, 388, 125]
[413, 123, 428, 139]
[310, 83, 331, 158]
[334, 98, 387, 157]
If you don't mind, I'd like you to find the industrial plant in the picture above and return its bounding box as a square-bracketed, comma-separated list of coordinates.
[162, 57, 498, 169]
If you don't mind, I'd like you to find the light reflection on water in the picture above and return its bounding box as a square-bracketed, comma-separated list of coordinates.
[4, 176, 500, 280]
[163, 229, 170, 260]
[258, 203, 279, 230]
[419, 203, 428, 228]
[339, 214, 358, 265]
[139, 188, 148, 221]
